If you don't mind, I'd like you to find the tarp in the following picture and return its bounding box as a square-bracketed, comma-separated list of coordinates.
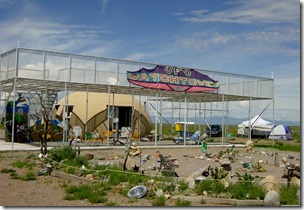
[268, 124, 293, 140]
[237, 115, 273, 138]
[240, 115, 273, 128]
[127, 65, 220, 92]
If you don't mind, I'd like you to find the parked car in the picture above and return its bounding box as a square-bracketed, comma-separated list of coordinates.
[205, 125, 222, 137]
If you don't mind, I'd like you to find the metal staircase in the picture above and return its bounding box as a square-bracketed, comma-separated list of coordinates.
[41, 89, 58, 114]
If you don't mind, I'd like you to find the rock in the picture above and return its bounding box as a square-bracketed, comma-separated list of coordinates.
[155, 189, 164, 197]
[245, 140, 253, 147]
[219, 158, 231, 171]
[245, 140, 254, 153]
[185, 177, 195, 189]
[264, 190, 280, 206]
[281, 155, 288, 164]
[164, 194, 171, 199]
[199, 155, 205, 160]
[290, 177, 300, 187]
[76, 171, 83, 177]
[83, 153, 94, 160]
[260, 175, 280, 193]
[86, 174, 94, 179]
[219, 158, 231, 166]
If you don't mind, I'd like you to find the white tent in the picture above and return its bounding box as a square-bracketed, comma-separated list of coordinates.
[237, 115, 273, 138]
[268, 124, 293, 140]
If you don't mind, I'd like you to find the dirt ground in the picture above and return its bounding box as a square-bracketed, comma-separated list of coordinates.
[0, 129, 301, 207]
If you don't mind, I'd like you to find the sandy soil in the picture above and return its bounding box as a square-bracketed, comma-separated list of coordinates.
[0, 129, 300, 206]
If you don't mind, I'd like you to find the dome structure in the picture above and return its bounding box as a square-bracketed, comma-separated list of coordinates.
[53, 92, 152, 139]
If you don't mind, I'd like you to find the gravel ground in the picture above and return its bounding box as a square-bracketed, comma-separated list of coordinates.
[0, 129, 301, 206]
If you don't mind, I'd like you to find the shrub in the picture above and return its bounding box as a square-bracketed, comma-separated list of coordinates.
[151, 196, 166, 206]
[48, 146, 76, 162]
[280, 185, 299, 205]
[104, 201, 118, 206]
[61, 155, 89, 170]
[158, 182, 176, 194]
[88, 195, 108, 204]
[178, 180, 189, 192]
[175, 197, 191, 206]
[107, 169, 150, 186]
[227, 182, 266, 200]
[11, 160, 36, 169]
[22, 171, 37, 181]
[10, 172, 20, 179]
[195, 180, 225, 195]
[1, 168, 16, 173]
[64, 183, 108, 204]
[210, 167, 228, 180]
[200, 197, 206, 205]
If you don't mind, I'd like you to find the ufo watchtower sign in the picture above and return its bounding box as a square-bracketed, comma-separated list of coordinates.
[127, 65, 220, 92]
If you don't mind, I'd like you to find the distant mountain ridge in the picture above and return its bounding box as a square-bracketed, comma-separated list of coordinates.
[150, 116, 300, 126]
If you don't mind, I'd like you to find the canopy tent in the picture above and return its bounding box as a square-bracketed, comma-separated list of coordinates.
[237, 115, 274, 138]
[268, 124, 293, 140]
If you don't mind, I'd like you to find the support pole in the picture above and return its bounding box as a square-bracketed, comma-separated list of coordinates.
[138, 95, 141, 142]
[155, 91, 158, 146]
[11, 78, 17, 150]
[85, 88, 88, 142]
[221, 94, 224, 146]
[107, 84, 110, 147]
[249, 98, 252, 140]
[160, 93, 163, 139]
[183, 94, 187, 146]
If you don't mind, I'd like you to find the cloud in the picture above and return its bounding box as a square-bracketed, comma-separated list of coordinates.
[0, 18, 113, 54]
[0, 0, 15, 9]
[100, 0, 109, 14]
[173, 12, 184, 16]
[175, 26, 299, 56]
[238, 101, 249, 108]
[180, 0, 299, 24]
[177, 32, 237, 51]
[123, 52, 164, 62]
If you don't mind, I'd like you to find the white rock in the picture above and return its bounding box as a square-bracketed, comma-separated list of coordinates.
[264, 190, 280, 206]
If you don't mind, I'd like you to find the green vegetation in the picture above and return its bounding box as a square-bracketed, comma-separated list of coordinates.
[174, 197, 191, 206]
[64, 183, 108, 204]
[195, 179, 266, 200]
[23, 171, 37, 181]
[153, 124, 301, 149]
[104, 201, 118, 206]
[7, 170, 37, 181]
[255, 142, 300, 152]
[1, 168, 16, 173]
[227, 182, 266, 200]
[195, 180, 225, 196]
[280, 185, 299, 205]
[11, 160, 36, 169]
[151, 196, 166, 206]
[48, 146, 77, 162]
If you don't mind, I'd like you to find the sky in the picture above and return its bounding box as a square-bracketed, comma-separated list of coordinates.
[0, 0, 301, 124]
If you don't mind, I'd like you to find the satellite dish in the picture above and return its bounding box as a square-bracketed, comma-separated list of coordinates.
[108, 77, 117, 85]
[127, 185, 148, 199]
